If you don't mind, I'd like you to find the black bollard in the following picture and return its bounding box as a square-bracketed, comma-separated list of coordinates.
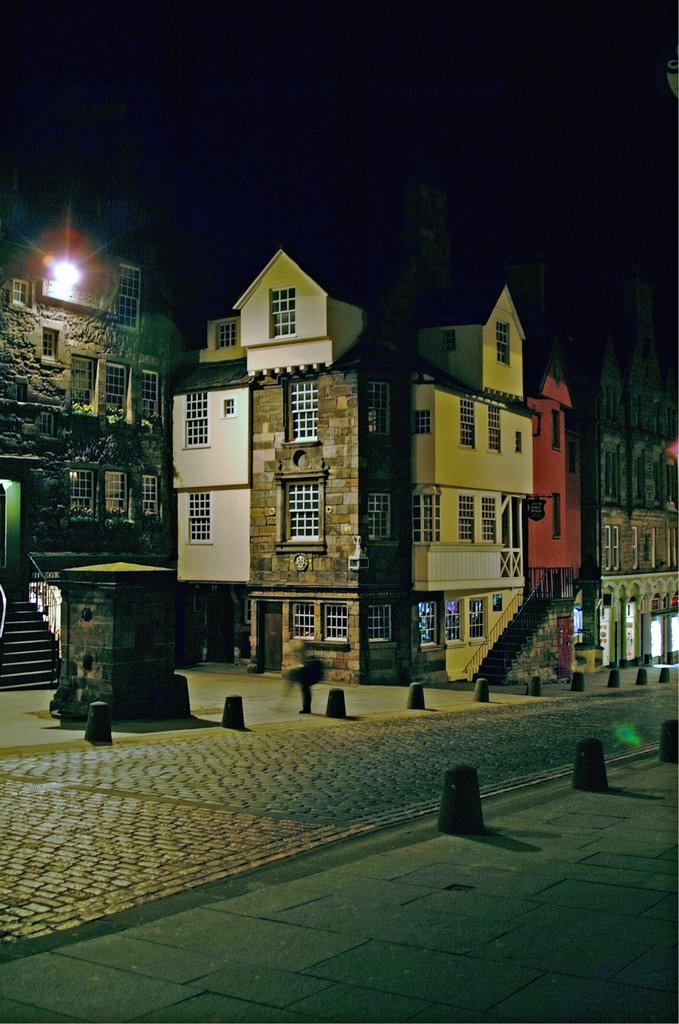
[473, 677, 489, 703]
[658, 667, 670, 684]
[527, 676, 542, 697]
[658, 720, 678, 764]
[607, 669, 621, 688]
[221, 695, 245, 730]
[635, 668, 648, 686]
[84, 701, 112, 744]
[437, 765, 485, 835]
[572, 737, 608, 792]
[571, 671, 585, 692]
[326, 688, 347, 719]
[407, 682, 425, 710]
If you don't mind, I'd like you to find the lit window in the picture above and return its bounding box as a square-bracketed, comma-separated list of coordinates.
[186, 392, 208, 447]
[105, 472, 128, 514]
[289, 483, 320, 539]
[118, 264, 141, 329]
[42, 328, 58, 359]
[222, 397, 237, 418]
[71, 356, 95, 406]
[444, 328, 456, 351]
[412, 493, 440, 542]
[142, 371, 159, 418]
[188, 492, 211, 542]
[142, 475, 159, 515]
[324, 604, 348, 640]
[368, 381, 390, 434]
[69, 469, 94, 510]
[445, 600, 460, 641]
[418, 601, 436, 645]
[481, 496, 496, 541]
[488, 405, 501, 451]
[217, 320, 237, 348]
[496, 321, 509, 364]
[459, 494, 475, 542]
[271, 287, 296, 336]
[460, 398, 475, 447]
[414, 409, 431, 434]
[368, 493, 391, 540]
[105, 363, 127, 415]
[469, 598, 484, 638]
[12, 279, 29, 306]
[293, 603, 315, 638]
[290, 381, 318, 440]
[368, 604, 391, 640]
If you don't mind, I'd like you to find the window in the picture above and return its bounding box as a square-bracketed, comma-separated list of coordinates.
[445, 600, 460, 641]
[324, 604, 348, 640]
[631, 525, 639, 569]
[481, 496, 496, 542]
[460, 398, 475, 447]
[368, 381, 390, 434]
[603, 524, 620, 571]
[71, 356, 95, 405]
[552, 492, 561, 538]
[488, 406, 501, 451]
[653, 459, 663, 501]
[412, 492, 440, 542]
[186, 392, 208, 447]
[418, 601, 436, 645]
[271, 287, 295, 337]
[368, 605, 391, 640]
[469, 598, 484, 639]
[368, 493, 391, 540]
[188, 492, 211, 542]
[105, 472, 128, 515]
[118, 264, 141, 329]
[142, 475, 159, 515]
[217, 320, 237, 348]
[515, 430, 522, 453]
[493, 593, 503, 612]
[496, 321, 509, 364]
[444, 328, 456, 351]
[568, 439, 577, 473]
[38, 410, 56, 436]
[414, 409, 431, 434]
[652, 401, 660, 433]
[70, 469, 94, 510]
[650, 527, 656, 567]
[12, 279, 29, 306]
[634, 454, 645, 502]
[290, 380, 318, 441]
[551, 409, 561, 449]
[288, 483, 320, 540]
[42, 327, 58, 359]
[604, 450, 619, 499]
[105, 363, 127, 414]
[293, 603, 315, 638]
[667, 462, 678, 505]
[142, 371, 159, 418]
[15, 382, 27, 402]
[458, 494, 475, 542]
[222, 397, 237, 418]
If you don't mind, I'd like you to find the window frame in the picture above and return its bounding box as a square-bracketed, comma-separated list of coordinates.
[418, 600, 437, 646]
[496, 320, 510, 364]
[289, 379, 318, 441]
[141, 370, 160, 419]
[117, 264, 141, 330]
[367, 492, 391, 540]
[469, 598, 485, 639]
[271, 287, 296, 337]
[104, 471, 128, 516]
[185, 391, 209, 448]
[104, 362, 128, 416]
[460, 397, 475, 448]
[368, 604, 391, 641]
[71, 355, 96, 407]
[444, 327, 456, 351]
[551, 409, 561, 450]
[552, 491, 561, 538]
[367, 381, 390, 435]
[287, 481, 320, 541]
[488, 405, 501, 451]
[142, 474, 159, 516]
[188, 491, 212, 543]
[42, 326, 58, 360]
[445, 599, 461, 642]
[458, 494, 475, 542]
[414, 409, 431, 434]
[412, 492, 440, 543]
[69, 468, 95, 511]
[324, 603, 348, 641]
[481, 496, 496, 542]
[217, 319, 238, 349]
[11, 279, 30, 307]
[293, 602, 315, 639]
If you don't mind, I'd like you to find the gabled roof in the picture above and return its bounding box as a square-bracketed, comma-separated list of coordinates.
[233, 249, 328, 310]
[173, 357, 248, 394]
[413, 277, 525, 336]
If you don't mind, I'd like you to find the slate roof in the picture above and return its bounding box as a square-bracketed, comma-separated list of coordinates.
[173, 357, 248, 394]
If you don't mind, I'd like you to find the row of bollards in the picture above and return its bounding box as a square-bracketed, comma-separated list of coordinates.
[437, 718, 678, 835]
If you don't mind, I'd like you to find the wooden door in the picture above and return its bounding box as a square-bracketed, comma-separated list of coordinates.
[261, 602, 282, 672]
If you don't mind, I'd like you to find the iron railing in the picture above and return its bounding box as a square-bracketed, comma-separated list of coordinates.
[463, 590, 523, 680]
[525, 566, 574, 600]
[0, 583, 6, 641]
[28, 553, 62, 684]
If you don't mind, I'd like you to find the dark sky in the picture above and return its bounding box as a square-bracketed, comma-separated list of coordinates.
[5, 1, 677, 356]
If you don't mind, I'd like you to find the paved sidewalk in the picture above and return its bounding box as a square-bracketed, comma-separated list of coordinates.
[0, 753, 675, 1023]
[0, 662, 675, 751]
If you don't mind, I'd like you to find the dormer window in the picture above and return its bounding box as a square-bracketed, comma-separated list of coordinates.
[496, 321, 510, 364]
[444, 328, 456, 351]
[271, 287, 296, 337]
[217, 320, 238, 348]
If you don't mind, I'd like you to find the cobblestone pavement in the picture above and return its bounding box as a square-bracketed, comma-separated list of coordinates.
[0, 686, 675, 944]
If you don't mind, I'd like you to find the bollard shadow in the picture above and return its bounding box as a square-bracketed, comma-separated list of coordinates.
[52, 715, 220, 734]
[603, 788, 665, 801]
[464, 831, 543, 853]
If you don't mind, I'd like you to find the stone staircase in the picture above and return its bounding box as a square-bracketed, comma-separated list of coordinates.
[474, 599, 552, 685]
[0, 600, 59, 688]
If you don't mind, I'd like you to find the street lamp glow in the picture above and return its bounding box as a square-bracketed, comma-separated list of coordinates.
[53, 261, 80, 287]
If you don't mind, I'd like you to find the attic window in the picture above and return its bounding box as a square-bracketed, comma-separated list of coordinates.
[444, 328, 456, 351]
[271, 287, 296, 337]
[217, 320, 237, 348]
[496, 321, 509, 364]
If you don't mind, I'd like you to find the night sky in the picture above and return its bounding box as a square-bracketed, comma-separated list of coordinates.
[5, 1, 677, 358]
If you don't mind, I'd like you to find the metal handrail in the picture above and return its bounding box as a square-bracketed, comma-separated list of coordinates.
[463, 590, 523, 679]
[0, 583, 6, 640]
[28, 553, 62, 685]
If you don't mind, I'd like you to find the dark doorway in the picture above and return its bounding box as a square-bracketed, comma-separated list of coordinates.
[206, 588, 234, 661]
[259, 602, 282, 672]
[557, 616, 572, 679]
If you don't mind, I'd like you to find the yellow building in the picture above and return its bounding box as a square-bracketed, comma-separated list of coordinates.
[415, 287, 533, 680]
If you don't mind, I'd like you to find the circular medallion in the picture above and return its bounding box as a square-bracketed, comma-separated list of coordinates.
[294, 553, 309, 571]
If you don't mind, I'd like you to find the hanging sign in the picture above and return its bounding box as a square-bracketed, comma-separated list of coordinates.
[526, 497, 547, 521]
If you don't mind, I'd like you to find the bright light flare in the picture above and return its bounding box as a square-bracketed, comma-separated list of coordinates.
[53, 260, 80, 287]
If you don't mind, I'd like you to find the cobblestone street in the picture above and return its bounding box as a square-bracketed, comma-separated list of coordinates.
[0, 685, 675, 945]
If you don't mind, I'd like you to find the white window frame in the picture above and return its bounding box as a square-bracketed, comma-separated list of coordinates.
[290, 380, 318, 441]
[324, 604, 348, 641]
[412, 492, 440, 543]
[368, 493, 391, 540]
[288, 482, 320, 540]
[631, 525, 639, 569]
[69, 469, 94, 510]
[414, 409, 431, 434]
[368, 381, 390, 435]
[42, 327, 58, 360]
[39, 410, 56, 436]
[12, 279, 30, 307]
[293, 602, 315, 639]
[188, 492, 211, 543]
[418, 600, 436, 645]
[469, 598, 485, 639]
[142, 370, 159, 418]
[105, 471, 128, 515]
[217, 320, 238, 348]
[460, 398, 475, 447]
[222, 397, 237, 418]
[368, 604, 391, 640]
[488, 405, 501, 451]
[445, 600, 461, 642]
[459, 494, 475, 542]
[186, 391, 209, 448]
[142, 475, 159, 515]
[105, 363, 127, 415]
[71, 355, 96, 406]
[271, 287, 296, 337]
[496, 321, 509, 364]
[481, 496, 496, 542]
[118, 264, 141, 329]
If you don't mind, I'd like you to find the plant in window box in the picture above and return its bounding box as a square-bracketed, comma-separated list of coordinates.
[62, 507, 97, 527]
[106, 408, 126, 424]
[142, 511, 163, 530]
[71, 401, 95, 416]
[140, 414, 161, 432]
[104, 509, 133, 529]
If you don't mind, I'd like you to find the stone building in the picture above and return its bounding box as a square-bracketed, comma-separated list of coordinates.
[0, 210, 183, 687]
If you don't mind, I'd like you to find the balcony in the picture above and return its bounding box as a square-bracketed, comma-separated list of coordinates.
[413, 543, 524, 591]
